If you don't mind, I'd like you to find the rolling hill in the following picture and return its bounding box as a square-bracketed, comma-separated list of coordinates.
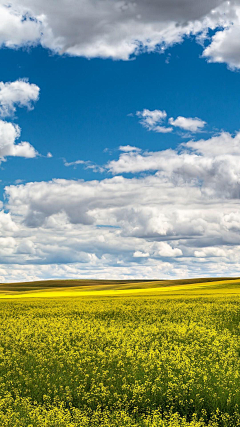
[0, 277, 240, 298]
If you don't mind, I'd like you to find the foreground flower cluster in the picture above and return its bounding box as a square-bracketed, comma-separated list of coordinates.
[0, 296, 239, 426]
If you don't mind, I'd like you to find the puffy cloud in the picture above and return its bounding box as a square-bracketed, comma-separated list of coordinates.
[0, 211, 18, 233]
[136, 109, 206, 133]
[107, 149, 177, 174]
[0, 79, 42, 162]
[2, 169, 240, 280]
[0, 120, 38, 160]
[0, 173, 240, 279]
[107, 131, 240, 201]
[169, 116, 206, 132]
[136, 109, 173, 133]
[183, 131, 240, 155]
[194, 247, 228, 257]
[0, 0, 240, 70]
[154, 242, 183, 257]
[203, 26, 240, 69]
[133, 251, 149, 258]
[1, 0, 240, 70]
[202, 3, 240, 70]
[3, 127, 240, 279]
[0, 3, 41, 48]
[0, 0, 230, 61]
[0, 79, 40, 118]
[8, 131, 240, 223]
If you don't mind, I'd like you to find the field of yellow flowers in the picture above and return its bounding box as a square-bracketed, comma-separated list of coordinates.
[0, 287, 239, 426]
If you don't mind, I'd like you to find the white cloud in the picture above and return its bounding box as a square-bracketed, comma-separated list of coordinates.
[0, 0, 240, 70]
[0, 79, 41, 163]
[0, 79, 40, 117]
[0, 0, 239, 70]
[133, 243, 182, 259]
[3, 130, 240, 231]
[136, 109, 206, 133]
[136, 109, 173, 133]
[133, 251, 149, 258]
[64, 159, 104, 172]
[137, 109, 167, 127]
[183, 131, 240, 156]
[107, 131, 240, 193]
[153, 126, 174, 134]
[155, 242, 183, 257]
[0, 120, 38, 160]
[169, 116, 206, 132]
[3, 127, 240, 280]
[202, 3, 240, 70]
[3, 166, 240, 280]
[0, 4, 41, 48]
[0, 211, 18, 233]
[0, 262, 187, 283]
[119, 145, 141, 152]
[194, 247, 228, 257]
[64, 159, 85, 167]
[0, 0, 231, 61]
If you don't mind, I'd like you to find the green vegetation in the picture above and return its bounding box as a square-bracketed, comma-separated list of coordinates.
[0, 279, 239, 426]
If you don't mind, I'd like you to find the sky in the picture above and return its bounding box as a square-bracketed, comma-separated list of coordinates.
[1, 1, 240, 281]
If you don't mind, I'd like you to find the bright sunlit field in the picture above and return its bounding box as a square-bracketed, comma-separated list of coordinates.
[0, 279, 239, 426]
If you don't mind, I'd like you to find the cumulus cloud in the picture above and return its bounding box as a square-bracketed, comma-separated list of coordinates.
[136, 109, 173, 133]
[0, 0, 239, 69]
[0, 0, 240, 70]
[136, 109, 206, 133]
[0, 79, 40, 117]
[202, 2, 240, 70]
[169, 116, 206, 132]
[2, 129, 240, 280]
[133, 251, 149, 258]
[0, 120, 38, 160]
[0, 79, 46, 162]
[107, 131, 240, 199]
[0, 0, 233, 63]
[183, 131, 240, 156]
[3, 163, 240, 280]
[0, 211, 18, 233]
[7, 130, 240, 227]
[0, 3, 41, 48]
[4, 128, 240, 267]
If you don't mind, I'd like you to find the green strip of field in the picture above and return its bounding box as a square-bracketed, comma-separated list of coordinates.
[0, 277, 240, 298]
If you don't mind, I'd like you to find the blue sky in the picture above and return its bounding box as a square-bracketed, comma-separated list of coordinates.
[1, 0, 240, 281]
[1, 39, 240, 186]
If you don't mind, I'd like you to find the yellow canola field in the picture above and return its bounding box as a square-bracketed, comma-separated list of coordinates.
[0, 283, 239, 425]
[0, 279, 239, 425]
[0, 278, 240, 298]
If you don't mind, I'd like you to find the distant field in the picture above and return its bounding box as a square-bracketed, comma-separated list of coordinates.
[0, 279, 239, 426]
[0, 276, 240, 298]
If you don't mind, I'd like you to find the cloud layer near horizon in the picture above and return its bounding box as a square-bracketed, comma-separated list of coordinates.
[0, 0, 240, 69]
[1, 129, 240, 281]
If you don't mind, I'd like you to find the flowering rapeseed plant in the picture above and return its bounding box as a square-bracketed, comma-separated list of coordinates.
[0, 296, 239, 426]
